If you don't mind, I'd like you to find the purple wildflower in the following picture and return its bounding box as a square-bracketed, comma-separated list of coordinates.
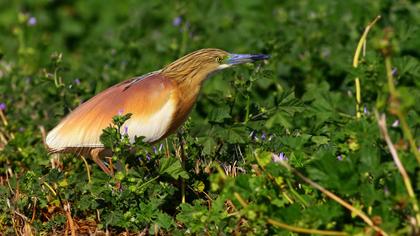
[159, 143, 164, 152]
[146, 153, 151, 161]
[118, 109, 124, 115]
[0, 103, 6, 111]
[391, 68, 398, 77]
[392, 120, 399, 127]
[172, 16, 182, 27]
[123, 125, 128, 135]
[363, 106, 368, 115]
[19, 127, 25, 132]
[272, 152, 288, 163]
[337, 155, 343, 161]
[74, 78, 81, 85]
[261, 132, 267, 141]
[28, 17, 37, 26]
[279, 152, 288, 161]
[153, 146, 158, 154]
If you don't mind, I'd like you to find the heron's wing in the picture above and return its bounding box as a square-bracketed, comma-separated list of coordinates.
[46, 72, 177, 152]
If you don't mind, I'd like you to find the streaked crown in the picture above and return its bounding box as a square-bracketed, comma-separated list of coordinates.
[161, 48, 269, 84]
[161, 48, 229, 80]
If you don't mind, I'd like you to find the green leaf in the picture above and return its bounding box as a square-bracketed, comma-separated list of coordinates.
[112, 113, 132, 127]
[225, 126, 248, 144]
[158, 158, 189, 180]
[197, 137, 217, 155]
[214, 125, 247, 144]
[192, 180, 205, 192]
[277, 91, 305, 116]
[311, 135, 329, 145]
[255, 149, 272, 168]
[265, 112, 293, 129]
[99, 126, 119, 148]
[156, 212, 173, 229]
[279, 135, 311, 149]
[208, 106, 231, 123]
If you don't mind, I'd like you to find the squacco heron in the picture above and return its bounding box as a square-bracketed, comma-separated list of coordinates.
[46, 48, 269, 175]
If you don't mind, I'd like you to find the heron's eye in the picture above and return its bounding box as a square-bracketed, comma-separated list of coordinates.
[216, 57, 223, 63]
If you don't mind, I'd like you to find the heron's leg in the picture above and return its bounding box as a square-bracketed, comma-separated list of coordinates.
[90, 148, 114, 176]
[105, 157, 115, 176]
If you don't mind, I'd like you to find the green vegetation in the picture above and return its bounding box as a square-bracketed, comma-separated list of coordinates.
[1, 0, 420, 235]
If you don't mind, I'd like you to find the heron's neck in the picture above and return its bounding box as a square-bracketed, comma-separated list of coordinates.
[175, 73, 206, 105]
[162, 67, 215, 112]
[162, 73, 205, 136]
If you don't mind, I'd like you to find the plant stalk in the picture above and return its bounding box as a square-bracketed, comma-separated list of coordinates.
[376, 112, 420, 226]
[384, 56, 420, 164]
[352, 15, 381, 119]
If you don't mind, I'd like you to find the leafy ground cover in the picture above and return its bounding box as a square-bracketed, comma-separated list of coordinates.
[1, 0, 420, 235]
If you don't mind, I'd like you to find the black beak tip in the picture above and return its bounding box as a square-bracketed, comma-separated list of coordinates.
[252, 54, 270, 61]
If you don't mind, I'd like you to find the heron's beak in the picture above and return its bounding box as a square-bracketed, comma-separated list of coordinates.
[227, 53, 270, 65]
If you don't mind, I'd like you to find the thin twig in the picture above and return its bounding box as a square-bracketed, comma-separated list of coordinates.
[376, 112, 420, 226]
[30, 197, 37, 224]
[384, 57, 397, 96]
[0, 109, 9, 126]
[383, 56, 420, 164]
[234, 192, 348, 235]
[267, 218, 348, 236]
[276, 158, 389, 236]
[254, 156, 307, 207]
[42, 182, 57, 196]
[177, 132, 187, 204]
[80, 156, 92, 183]
[165, 139, 170, 158]
[14, 210, 29, 221]
[64, 201, 76, 236]
[39, 125, 47, 148]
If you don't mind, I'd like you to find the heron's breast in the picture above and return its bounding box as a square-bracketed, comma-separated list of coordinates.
[125, 95, 177, 143]
[161, 87, 200, 139]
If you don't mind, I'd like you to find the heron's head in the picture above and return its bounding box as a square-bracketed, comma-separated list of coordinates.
[162, 48, 269, 83]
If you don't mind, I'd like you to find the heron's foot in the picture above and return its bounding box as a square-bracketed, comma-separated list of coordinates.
[90, 148, 114, 176]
